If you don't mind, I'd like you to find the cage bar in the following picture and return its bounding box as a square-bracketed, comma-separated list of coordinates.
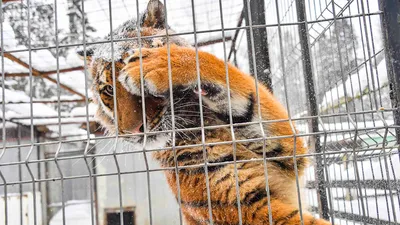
[296, 0, 330, 220]
[242, 0, 272, 90]
[379, 0, 400, 144]
[0, 0, 399, 225]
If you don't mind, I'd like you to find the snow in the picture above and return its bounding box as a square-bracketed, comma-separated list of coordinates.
[48, 71, 90, 96]
[49, 199, 90, 208]
[1, 57, 30, 74]
[305, 153, 400, 181]
[0, 88, 31, 103]
[304, 152, 400, 224]
[46, 123, 89, 136]
[82, 0, 242, 43]
[306, 188, 400, 224]
[329, 154, 399, 181]
[66, 49, 84, 67]
[0, 121, 17, 129]
[11, 46, 83, 72]
[1, 21, 17, 49]
[0, 17, 83, 72]
[49, 95, 83, 101]
[320, 58, 388, 110]
[0, 87, 94, 128]
[70, 103, 97, 117]
[0, 88, 58, 122]
[305, 0, 383, 49]
[4, 0, 243, 62]
[49, 201, 94, 225]
[296, 119, 396, 144]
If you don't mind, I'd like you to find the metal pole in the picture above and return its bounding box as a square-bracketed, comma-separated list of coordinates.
[17, 125, 23, 225]
[242, 0, 272, 91]
[379, 0, 400, 144]
[295, 0, 330, 220]
[92, 142, 99, 225]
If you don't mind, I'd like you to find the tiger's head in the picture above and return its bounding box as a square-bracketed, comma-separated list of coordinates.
[77, 0, 201, 148]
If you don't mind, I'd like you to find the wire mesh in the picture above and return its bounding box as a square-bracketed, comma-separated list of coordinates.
[0, 0, 399, 225]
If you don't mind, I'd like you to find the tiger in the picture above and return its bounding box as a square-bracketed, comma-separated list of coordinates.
[77, 0, 331, 224]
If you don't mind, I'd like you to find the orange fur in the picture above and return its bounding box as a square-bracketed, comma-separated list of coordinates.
[118, 45, 332, 224]
[124, 44, 307, 173]
[85, 31, 331, 225]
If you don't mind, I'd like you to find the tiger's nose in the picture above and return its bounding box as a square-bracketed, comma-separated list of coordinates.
[131, 123, 144, 133]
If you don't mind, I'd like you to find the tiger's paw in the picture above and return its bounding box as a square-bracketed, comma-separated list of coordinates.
[118, 45, 197, 97]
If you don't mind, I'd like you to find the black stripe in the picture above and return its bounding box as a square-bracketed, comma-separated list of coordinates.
[242, 188, 268, 205]
[274, 210, 299, 225]
[102, 97, 113, 110]
[271, 159, 293, 171]
[237, 162, 250, 170]
[200, 83, 223, 98]
[181, 199, 224, 208]
[214, 173, 231, 186]
[252, 198, 271, 221]
[242, 142, 252, 148]
[181, 192, 262, 210]
[310, 217, 316, 225]
[176, 150, 204, 162]
[209, 154, 235, 171]
[296, 158, 307, 170]
[265, 144, 284, 158]
[181, 154, 235, 174]
[224, 185, 231, 204]
[99, 65, 106, 78]
[192, 176, 201, 187]
[214, 222, 250, 225]
[105, 63, 112, 70]
[165, 150, 204, 165]
[251, 144, 285, 158]
[96, 78, 102, 85]
[247, 142, 263, 151]
[238, 173, 257, 186]
[216, 93, 254, 124]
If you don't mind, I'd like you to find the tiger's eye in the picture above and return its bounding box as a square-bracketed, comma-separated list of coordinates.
[104, 85, 114, 96]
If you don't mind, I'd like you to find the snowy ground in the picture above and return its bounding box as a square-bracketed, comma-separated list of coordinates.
[49, 201, 94, 225]
[0, 87, 92, 138]
[304, 153, 400, 224]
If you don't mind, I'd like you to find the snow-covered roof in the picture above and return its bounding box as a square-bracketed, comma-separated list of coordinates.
[0, 87, 93, 137]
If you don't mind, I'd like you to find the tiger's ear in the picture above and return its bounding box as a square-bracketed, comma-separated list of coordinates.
[76, 47, 94, 62]
[141, 0, 166, 29]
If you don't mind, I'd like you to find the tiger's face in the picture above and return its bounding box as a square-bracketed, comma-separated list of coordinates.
[77, 0, 195, 148]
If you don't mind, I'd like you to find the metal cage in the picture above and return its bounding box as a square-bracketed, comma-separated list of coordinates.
[0, 0, 399, 225]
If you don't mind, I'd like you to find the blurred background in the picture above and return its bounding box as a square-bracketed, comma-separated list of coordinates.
[0, 0, 399, 225]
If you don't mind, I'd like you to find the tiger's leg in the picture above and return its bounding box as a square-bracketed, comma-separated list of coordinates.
[187, 199, 331, 225]
[182, 209, 207, 225]
[184, 201, 332, 225]
[248, 198, 332, 225]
